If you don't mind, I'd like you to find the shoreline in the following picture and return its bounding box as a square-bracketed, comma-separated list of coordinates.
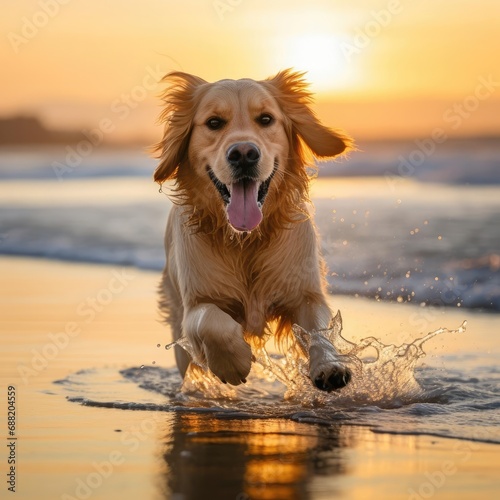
[2, 254, 498, 382]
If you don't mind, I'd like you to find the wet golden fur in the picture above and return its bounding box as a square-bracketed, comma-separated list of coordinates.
[153, 70, 353, 389]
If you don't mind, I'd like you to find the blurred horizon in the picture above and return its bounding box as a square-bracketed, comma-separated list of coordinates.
[1, 0, 499, 144]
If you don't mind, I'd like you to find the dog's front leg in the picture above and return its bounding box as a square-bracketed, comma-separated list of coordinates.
[296, 299, 351, 391]
[183, 303, 252, 386]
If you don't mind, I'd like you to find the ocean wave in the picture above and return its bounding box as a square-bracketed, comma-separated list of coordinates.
[1, 191, 499, 311]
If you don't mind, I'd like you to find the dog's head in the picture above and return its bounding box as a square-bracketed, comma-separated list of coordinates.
[154, 70, 352, 234]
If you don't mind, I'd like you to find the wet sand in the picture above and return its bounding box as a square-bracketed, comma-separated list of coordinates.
[1, 257, 499, 500]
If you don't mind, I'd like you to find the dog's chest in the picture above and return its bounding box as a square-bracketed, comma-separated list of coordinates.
[182, 222, 319, 329]
[222, 238, 312, 305]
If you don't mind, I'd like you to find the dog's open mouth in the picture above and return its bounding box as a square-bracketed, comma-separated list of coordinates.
[207, 162, 277, 232]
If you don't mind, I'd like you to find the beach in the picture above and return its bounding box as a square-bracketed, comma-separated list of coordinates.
[1, 256, 499, 500]
[2, 0, 499, 497]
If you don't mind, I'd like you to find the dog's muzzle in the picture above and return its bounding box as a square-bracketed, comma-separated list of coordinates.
[207, 157, 277, 232]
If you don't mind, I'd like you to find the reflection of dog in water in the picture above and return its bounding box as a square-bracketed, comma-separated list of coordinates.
[161, 413, 350, 499]
[154, 70, 353, 391]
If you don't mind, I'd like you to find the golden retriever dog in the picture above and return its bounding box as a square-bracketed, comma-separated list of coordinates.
[153, 69, 353, 391]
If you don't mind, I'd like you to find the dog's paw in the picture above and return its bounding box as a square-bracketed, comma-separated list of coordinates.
[203, 331, 252, 386]
[313, 365, 351, 392]
[308, 336, 352, 392]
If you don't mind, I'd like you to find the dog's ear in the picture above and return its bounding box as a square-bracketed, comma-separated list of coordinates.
[262, 69, 353, 159]
[153, 72, 207, 184]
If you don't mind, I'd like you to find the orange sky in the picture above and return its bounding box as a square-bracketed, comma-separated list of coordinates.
[1, 0, 499, 140]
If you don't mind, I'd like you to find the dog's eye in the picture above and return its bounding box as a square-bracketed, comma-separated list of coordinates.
[257, 114, 274, 126]
[206, 117, 225, 130]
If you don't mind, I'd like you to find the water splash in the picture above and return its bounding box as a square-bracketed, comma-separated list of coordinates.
[56, 314, 500, 443]
[169, 311, 468, 409]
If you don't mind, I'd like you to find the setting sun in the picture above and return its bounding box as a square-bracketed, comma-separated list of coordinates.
[279, 33, 359, 94]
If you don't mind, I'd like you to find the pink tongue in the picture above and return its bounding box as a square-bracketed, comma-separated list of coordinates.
[227, 179, 262, 231]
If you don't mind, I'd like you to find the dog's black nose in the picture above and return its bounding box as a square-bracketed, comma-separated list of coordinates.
[226, 142, 260, 175]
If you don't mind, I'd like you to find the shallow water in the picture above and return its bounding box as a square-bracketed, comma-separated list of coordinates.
[57, 313, 500, 446]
